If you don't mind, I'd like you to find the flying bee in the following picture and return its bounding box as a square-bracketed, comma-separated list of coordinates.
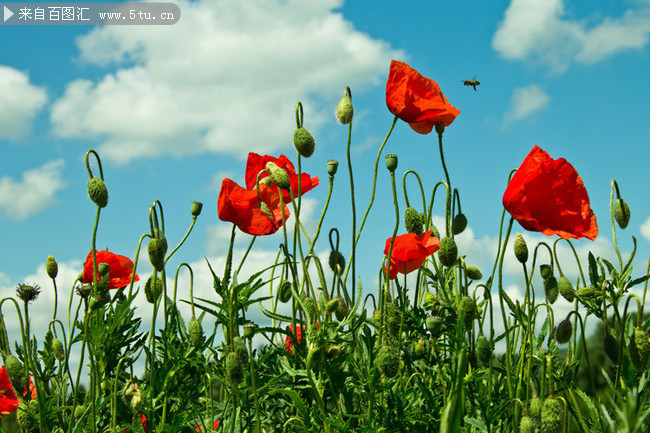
[462, 75, 480, 91]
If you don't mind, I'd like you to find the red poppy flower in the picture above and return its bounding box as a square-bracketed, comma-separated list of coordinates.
[502, 145, 598, 240]
[245, 153, 319, 203]
[385, 60, 460, 134]
[83, 250, 139, 290]
[0, 366, 19, 416]
[195, 419, 221, 431]
[384, 231, 440, 280]
[218, 178, 290, 236]
[284, 323, 319, 354]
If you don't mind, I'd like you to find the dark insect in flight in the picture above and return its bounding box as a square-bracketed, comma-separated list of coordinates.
[462, 76, 480, 91]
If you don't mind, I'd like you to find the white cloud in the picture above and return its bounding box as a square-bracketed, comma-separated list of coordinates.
[640, 216, 650, 242]
[0, 66, 48, 138]
[503, 85, 550, 125]
[493, 0, 650, 71]
[0, 160, 66, 220]
[50, 0, 403, 164]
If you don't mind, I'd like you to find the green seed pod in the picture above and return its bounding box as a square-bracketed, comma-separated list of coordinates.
[335, 94, 354, 124]
[629, 328, 650, 371]
[452, 213, 468, 235]
[328, 250, 346, 274]
[16, 283, 40, 303]
[52, 337, 65, 362]
[544, 276, 559, 304]
[438, 237, 458, 267]
[614, 198, 631, 229]
[74, 403, 87, 420]
[604, 334, 620, 365]
[46, 255, 58, 279]
[435, 123, 445, 135]
[375, 345, 400, 378]
[188, 317, 205, 348]
[144, 274, 163, 304]
[384, 302, 401, 337]
[541, 397, 564, 433]
[558, 276, 575, 302]
[476, 335, 492, 366]
[529, 396, 542, 420]
[279, 280, 293, 303]
[87, 177, 108, 208]
[5, 354, 28, 393]
[293, 127, 315, 158]
[539, 264, 552, 280]
[326, 297, 339, 314]
[334, 297, 349, 321]
[243, 322, 257, 340]
[514, 233, 528, 264]
[327, 160, 339, 176]
[460, 296, 477, 330]
[385, 154, 398, 173]
[191, 201, 203, 217]
[465, 266, 482, 281]
[265, 161, 291, 190]
[148, 233, 168, 272]
[411, 339, 427, 360]
[555, 318, 573, 344]
[404, 207, 424, 235]
[577, 287, 595, 299]
[519, 416, 534, 433]
[225, 351, 244, 385]
[302, 297, 318, 324]
[426, 315, 443, 335]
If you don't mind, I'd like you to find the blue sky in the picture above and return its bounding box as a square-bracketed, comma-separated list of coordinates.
[2, 0, 650, 345]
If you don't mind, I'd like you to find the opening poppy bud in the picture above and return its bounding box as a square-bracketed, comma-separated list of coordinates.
[452, 213, 468, 235]
[385, 154, 398, 173]
[555, 318, 572, 344]
[426, 315, 443, 334]
[544, 275, 559, 304]
[225, 351, 244, 385]
[259, 176, 273, 187]
[385, 302, 401, 337]
[404, 207, 424, 235]
[528, 397, 542, 420]
[17, 401, 38, 431]
[476, 335, 492, 366]
[53, 337, 65, 362]
[375, 345, 400, 378]
[604, 334, 620, 365]
[539, 264, 552, 280]
[278, 280, 293, 303]
[438, 237, 458, 267]
[293, 127, 315, 158]
[148, 233, 168, 272]
[519, 416, 534, 433]
[144, 275, 163, 304]
[46, 255, 58, 279]
[514, 233, 528, 264]
[465, 266, 482, 281]
[423, 292, 436, 309]
[335, 94, 354, 124]
[87, 177, 108, 208]
[335, 296, 349, 321]
[265, 161, 291, 190]
[243, 322, 257, 340]
[629, 328, 650, 371]
[541, 397, 564, 433]
[302, 297, 318, 324]
[326, 298, 340, 314]
[435, 123, 445, 135]
[5, 354, 27, 393]
[191, 201, 203, 217]
[188, 317, 205, 348]
[558, 276, 575, 302]
[327, 159, 339, 176]
[577, 287, 595, 299]
[329, 250, 346, 274]
[613, 198, 631, 229]
[16, 283, 40, 303]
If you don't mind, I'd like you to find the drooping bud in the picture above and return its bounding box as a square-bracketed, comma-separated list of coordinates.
[302, 297, 318, 324]
[328, 250, 345, 274]
[191, 201, 203, 217]
[604, 334, 620, 365]
[404, 207, 423, 235]
[265, 161, 291, 190]
[452, 213, 468, 235]
[293, 127, 315, 158]
[5, 354, 28, 394]
[335, 93, 354, 124]
[375, 345, 400, 378]
[144, 274, 163, 304]
[148, 231, 168, 272]
[577, 287, 595, 299]
[514, 233, 528, 264]
[259, 176, 272, 187]
[555, 318, 573, 344]
[46, 255, 58, 279]
[476, 335, 492, 366]
[385, 154, 398, 173]
[613, 198, 631, 229]
[541, 397, 564, 433]
[53, 337, 65, 362]
[334, 296, 349, 321]
[558, 276, 575, 302]
[465, 266, 482, 281]
[327, 160, 339, 176]
[438, 237, 458, 267]
[629, 328, 650, 371]
[544, 276, 559, 304]
[539, 264, 552, 280]
[278, 280, 293, 303]
[326, 298, 339, 314]
[519, 416, 534, 433]
[188, 317, 205, 348]
[225, 351, 244, 385]
[16, 283, 41, 303]
[87, 177, 108, 208]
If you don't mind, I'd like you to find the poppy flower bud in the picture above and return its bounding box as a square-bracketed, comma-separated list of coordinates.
[329, 250, 345, 274]
[148, 232, 168, 272]
[385, 302, 401, 337]
[97, 262, 110, 277]
[539, 264, 552, 280]
[326, 297, 339, 314]
[558, 276, 575, 302]
[302, 297, 318, 324]
[375, 345, 400, 378]
[265, 161, 291, 190]
[87, 177, 108, 208]
[544, 276, 559, 304]
[614, 198, 631, 229]
[404, 207, 424, 235]
[460, 296, 477, 330]
[426, 315, 443, 334]
[53, 337, 65, 362]
[629, 328, 650, 371]
[233, 337, 249, 364]
[243, 322, 257, 340]
[278, 280, 293, 303]
[5, 354, 27, 393]
[46, 255, 58, 279]
[225, 351, 244, 385]
[327, 160, 339, 176]
[604, 334, 620, 365]
[293, 127, 315, 158]
[423, 292, 436, 309]
[438, 237, 458, 267]
[74, 404, 86, 420]
[191, 201, 203, 217]
[429, 221, 440, 239]
[259, 176, 273, 187]
[188, 317, 205, 348]
[411, 339, 426, 360]
[465, 266, 482, 281]
[16, 283, 40, 303]
[528, 396, 542, 420]
[335, 94, 354, 124]
[334, 296, 349, 321]
[555, 318, 572, 344]
[452, 213, 468, 235]
[519, 416, 534, 433]
[541, 397, 564, 433]
[577, 287, 595, 299]
[514, 233, 528, 264]
[476, 335, 492, 366]
[385, 154, 398, 173]
[144, 275, 163, 304]
[17, 401, 38, 431]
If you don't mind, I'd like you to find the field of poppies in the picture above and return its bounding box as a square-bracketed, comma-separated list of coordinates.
[1, 60, 650, 433]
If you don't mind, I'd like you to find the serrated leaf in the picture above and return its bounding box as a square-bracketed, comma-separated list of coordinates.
[588, 252, 599, 288]
[259, 304, 294, 323]
[269, 388, 310, 425]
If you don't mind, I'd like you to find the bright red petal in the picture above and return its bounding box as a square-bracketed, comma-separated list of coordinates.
[83, 250, 139, 290]
[245, 153, 319, 202]
[384, 231, 440, 279]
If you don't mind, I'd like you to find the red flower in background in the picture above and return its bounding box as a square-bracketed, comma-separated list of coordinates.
[386, 60, 460, 134]
[83, 250, 139, 290]
[195, 419, 221, 431]
[218, 178, 289, 236]
[284, 323, 319, 354]
[384, 231, 440, 280]
[502, 145, 598, 240]
[0, 366, 19, 416]
[245, 153, 319, 203]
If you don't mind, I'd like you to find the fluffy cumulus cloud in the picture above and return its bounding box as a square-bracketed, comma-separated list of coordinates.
[493, 0, 650, 71]
[50, 0, 402, 164]
[503, 84, 550, 125]
[0, 160, 66, 220]
[641, 216, 650, 243]
[0, 66, 48, 138]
